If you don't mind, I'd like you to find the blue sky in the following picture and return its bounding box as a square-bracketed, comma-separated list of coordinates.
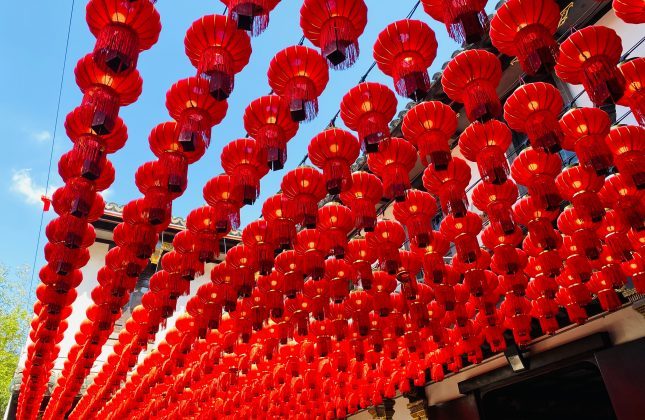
[0, 1, 467, 280]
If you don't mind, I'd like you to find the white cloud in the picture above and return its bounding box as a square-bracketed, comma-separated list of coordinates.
[10, 169, 48, 205]
[31, 130, 52, 143]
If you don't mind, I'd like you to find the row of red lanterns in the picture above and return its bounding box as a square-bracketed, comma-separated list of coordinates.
[41, 9, 261, 420]
[16, 1, 162, 419]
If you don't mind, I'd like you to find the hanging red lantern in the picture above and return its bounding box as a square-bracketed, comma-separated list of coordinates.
[557, 207, 603, 261]
[64, 107, 127, 178]
[221, 138, 269, 205]
[440, 211, 482, 263]
[510, 147, 563, 211]
[134, 161, 178, 224]
[613, 0, 645, 23]
[367, 138, 418, 202]
[244, 95, 299, 170]
[411, 233, 450, 284]
[392, 190, 436, 248]
[421, 0, 488, 44]
[559, 107, 613, 175]
[242, 220, 276, 275]
[274, 250, 304, 298]
[555, 26, 625, 105]
[458, 120, 512, 185]
[373, 19, 437, 100]
[442, 49, 502, 122]
[599, 174, 644, 231]
[75, 54, 142, 135]
[366, 220, 406, 274]
[422, 157, 471, 217]
[598, 210, 634, 262]
[402, 101, 457, 169]
[317, 204, 355, 258]
[86, 0, 161, 74]
[344, 290, 373, 336]
[300, 0, 368, 69]
[339, 172, 383, 232]
[308, 128, 360, 194]
[500, 294, 533, 346]
[344, 238, 377, 290]
[226, 245, 259, 298]
[472, 180, 519, 234]
[340, 82, 397, 153]
[605, 125, 645, 189]
[618, 58, 645, 125]
[513, 196, 561, 251]
[490, 0, 560, 75]
[220, 0, 280, 35]
[504, 82, 564, 153]
[211, 263, 237, 312]
[262, 193, 298, 250]
[202, 174, 244, 233]
[281, 166, 327, 228]
[556, 165, 606, 223]
[587, 271, 622, 312]
[166, 77, 228, 151]
[295, 229, 328, 280]
[186, 206, 225, 263]
[325, 259, 357, 303]
[46, 216, 95, 250]
[267, 46, 329, 122]
[185, 14, 252, 100]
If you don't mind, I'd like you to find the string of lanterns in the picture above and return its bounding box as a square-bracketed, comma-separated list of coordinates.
[22, 0, 645, 419]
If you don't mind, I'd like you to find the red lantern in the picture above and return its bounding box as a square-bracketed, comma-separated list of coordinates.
[411, 233, 450, 284]
[392, 190, 436, 248]
[422, 157, 471, 217]
[339, 172, 383, 232]
[86, 0, 161, 74]
[373, 19, 437, 100]
[308, 129, 360, 194]
[367, 138, 418, 202]
[344, 239, 377, 290]
[366, 220, 406, 274]
[472, 180, 519, 234]
[267, 46, 329, 122]
[317, 204, 355, 258]
[134, 161, 178, 224]
[605, 125, 645, 189]
[504, 82, 564, 153]
[242, 220, 276, 275]
[510, 147, 562, 211]
[203, 174, 244, 233]
[556, 165, 606, 223]
[459, 120, 512, 185]
[402, 101, 457, 169]
[599, 174, 644, 231]
[75, 54, 142, 135]
[598, 210, 634, 262]
[185, 14, 252, 100]
[421, 0, 487, 44]
[281, 167, 327, 228]
[300, 0, 368, 69]
[262, 193, 298, 250]
[225, 245, 259, 298]
[244, 95, 299, 170]
[46, 216, 95, 250]
[221, 138, 269, 205]
[166, 77, 228, 151]
[557, 207, 602, 261]
[440, 212, 482, 263]
[559, 107, 613, 175]
[555, 26, 625, 105]
[275, 250, 304, 298]
[325, 259, 357, 303]
[442, 49, 502, 122]
[618, 58, 645, 126]
[513, 196, 561, 251]
[220, 0, 280, 35]
[295, 229, 328, 280]
[613, 0, 645, 23]
[587, 271, 622, 312]
[186, 206, 225, 263]
[490, 0, 560, 75]
[500, 294, 533, 346]
[340, 82, 397, 152]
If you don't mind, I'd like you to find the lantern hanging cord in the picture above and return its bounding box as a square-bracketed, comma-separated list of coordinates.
[27, 0, 76, 302]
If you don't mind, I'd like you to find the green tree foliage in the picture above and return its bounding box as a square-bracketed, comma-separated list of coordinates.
[0, 264, 30, 414]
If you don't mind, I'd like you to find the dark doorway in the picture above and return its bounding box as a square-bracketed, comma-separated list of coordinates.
[480, 361, 616, 420]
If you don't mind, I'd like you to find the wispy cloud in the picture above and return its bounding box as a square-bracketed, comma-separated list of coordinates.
[30, 130, 53, 143]
[10, 169, 48, 205]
